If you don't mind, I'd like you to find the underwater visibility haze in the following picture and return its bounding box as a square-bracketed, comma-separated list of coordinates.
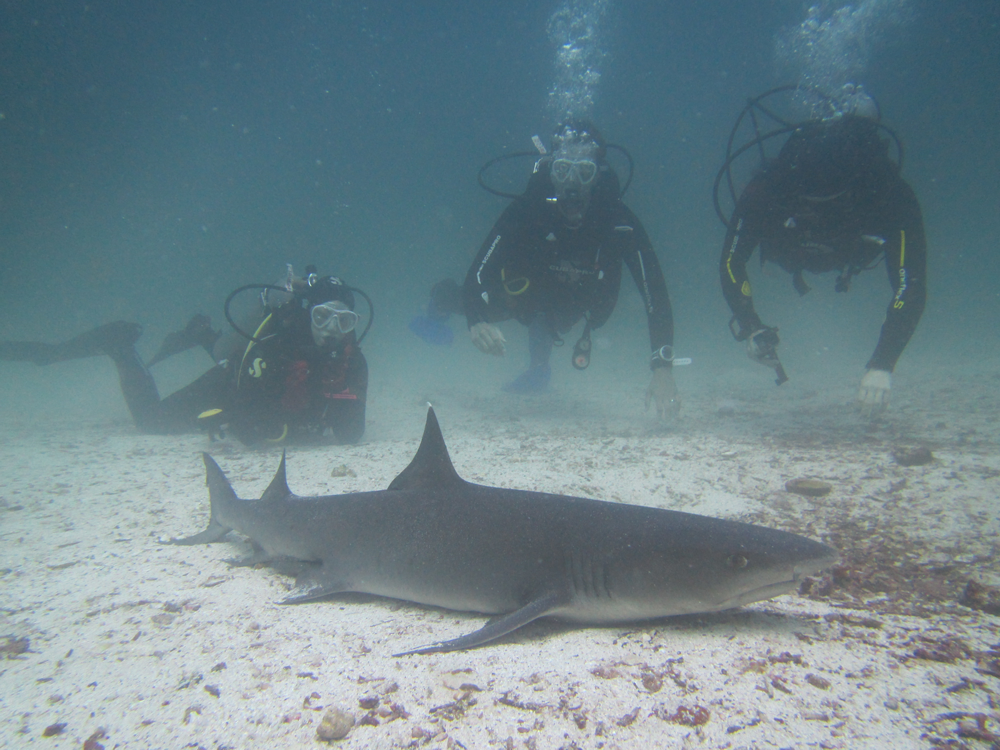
[2, 1, 1000, 746]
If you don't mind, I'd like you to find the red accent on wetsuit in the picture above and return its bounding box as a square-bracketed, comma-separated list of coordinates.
[281, 360, 310, 411]
[318, 344, 358, 400]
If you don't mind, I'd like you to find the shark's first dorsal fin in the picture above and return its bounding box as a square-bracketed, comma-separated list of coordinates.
[261, 450, 292, 502]
[388, 406, 465, 491]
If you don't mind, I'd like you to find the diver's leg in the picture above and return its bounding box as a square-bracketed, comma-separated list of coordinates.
[147, 314, 220, 367]
[502, 314, 553, 394]
[528, 315, 555, 368]
[410, 279, 463, 346]
[155, 364, 232, 433]
[0, 321, 174, 432]
[0, 321, 143, 366]
[103, 342, 165, 432]
[428, 279, 463, 319]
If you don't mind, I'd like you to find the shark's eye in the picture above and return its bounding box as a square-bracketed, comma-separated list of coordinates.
[727, 554, 749, 569]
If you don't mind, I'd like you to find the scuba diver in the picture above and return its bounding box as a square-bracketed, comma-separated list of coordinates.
[0, 266, 371, 445]
[716, 85, 926, 416]
[411, 120, 679, 417]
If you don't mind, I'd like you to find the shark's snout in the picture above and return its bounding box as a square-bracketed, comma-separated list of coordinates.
[795, 557, 838, 581]
[795, 544, 840, 579]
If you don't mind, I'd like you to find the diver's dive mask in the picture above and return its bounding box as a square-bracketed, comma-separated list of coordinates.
[549, 138, 600, 226]
[551, 157, 598, 186]
[311, 301, 359, 344]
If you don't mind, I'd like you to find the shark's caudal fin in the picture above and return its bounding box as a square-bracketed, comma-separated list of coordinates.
[166, 453, 235, 545]
[387, 405, 466, 491]
[261, 451, 292, 502]
[394, 591, 567, 657]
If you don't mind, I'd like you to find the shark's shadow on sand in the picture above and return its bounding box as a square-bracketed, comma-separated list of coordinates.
[169, 407, 837, 655]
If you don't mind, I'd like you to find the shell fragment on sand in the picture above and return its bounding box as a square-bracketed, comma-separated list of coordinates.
[892, 446, 934, 467]
[784, 478, 833, 497]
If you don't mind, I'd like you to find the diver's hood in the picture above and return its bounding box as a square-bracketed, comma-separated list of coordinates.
[304, 275, 356, 310]
[774, 115, 884, 197]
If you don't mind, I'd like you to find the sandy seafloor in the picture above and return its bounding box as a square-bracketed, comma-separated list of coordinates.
[2, 348, 999, 750]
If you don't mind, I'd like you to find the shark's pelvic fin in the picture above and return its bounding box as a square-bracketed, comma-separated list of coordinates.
[166, 453, 235, 545]
[387, 406, 466, 491]
[262, 450, 291, 502]
[394, 591, 566, 656]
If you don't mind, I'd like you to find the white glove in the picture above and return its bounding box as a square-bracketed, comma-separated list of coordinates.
[470, 322, 506, 356]
[645, 367, 680, 419]
[857, 369, 891, 417]
[745, 327, 780, 368]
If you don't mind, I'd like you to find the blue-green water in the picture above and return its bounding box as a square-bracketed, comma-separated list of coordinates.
[0, 0, 997, 421]
[2, 6, 1000, 746]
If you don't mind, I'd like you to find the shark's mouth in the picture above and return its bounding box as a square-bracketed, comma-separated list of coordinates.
[720, 578, 799, 608]
[721, 557, 837, 608]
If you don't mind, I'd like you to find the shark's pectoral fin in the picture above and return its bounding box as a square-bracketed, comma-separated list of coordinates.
[225, 553, 272, 568]
[164, 518, 231, 545]
[279, 567, 351, 604]
[394, 591, 566, 657]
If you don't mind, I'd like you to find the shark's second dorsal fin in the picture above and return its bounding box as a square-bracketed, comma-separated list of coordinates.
[261, 451, 292, 502]
[388, 406, 465, 491]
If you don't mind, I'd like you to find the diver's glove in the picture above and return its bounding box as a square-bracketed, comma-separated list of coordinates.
[645, 367, 680, 419]
[745, 326, 781, 368]
[857, 368, 891, 418]
[470, 322, 506, 356]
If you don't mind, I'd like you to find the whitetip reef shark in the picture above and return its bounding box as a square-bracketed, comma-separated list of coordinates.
[170, 406, 837, 655]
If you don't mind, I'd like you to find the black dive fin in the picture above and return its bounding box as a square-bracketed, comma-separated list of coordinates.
[388, 405, 465, 491]
[394, 591, 565, 657]
[261, 450, 292, 502]
[165, 453, 235, 545]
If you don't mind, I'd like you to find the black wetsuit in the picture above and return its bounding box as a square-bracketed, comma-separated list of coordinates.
[463, 166, 674, 364]
[1, 307, 368, 445]
[203, 305, 368, 445]
[720, 116, 926, 372]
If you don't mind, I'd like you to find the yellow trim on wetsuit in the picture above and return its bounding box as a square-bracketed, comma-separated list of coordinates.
[724, 218, 743, 284]
[899, 229, 906, 267]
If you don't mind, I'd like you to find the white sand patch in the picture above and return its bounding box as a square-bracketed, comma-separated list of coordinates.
[2, 357, 999, 749]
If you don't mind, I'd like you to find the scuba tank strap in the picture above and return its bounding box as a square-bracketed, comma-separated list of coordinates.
[792, 269, 811, 296]
[835, 266, 855, 293]
[572, 320, 593, 370]
[236, 313, 274, 389]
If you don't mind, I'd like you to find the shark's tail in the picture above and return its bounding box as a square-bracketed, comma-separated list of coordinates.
[166, 453, 236, 545]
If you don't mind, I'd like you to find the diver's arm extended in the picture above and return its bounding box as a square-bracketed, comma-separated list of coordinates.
[866, 182, 927, 372]
[719, 202, 767, 341]
[619, 211, 674, 357]
[462, 207, 523, 328]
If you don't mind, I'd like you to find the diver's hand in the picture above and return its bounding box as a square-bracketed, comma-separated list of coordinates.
[645, 367, 680, 419]
[746, 327, 780, 368]
[470, 322, 506, 356]
[857, 368, 891, 417]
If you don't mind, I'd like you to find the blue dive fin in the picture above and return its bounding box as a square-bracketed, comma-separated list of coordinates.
[409, 315, 454, 346]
